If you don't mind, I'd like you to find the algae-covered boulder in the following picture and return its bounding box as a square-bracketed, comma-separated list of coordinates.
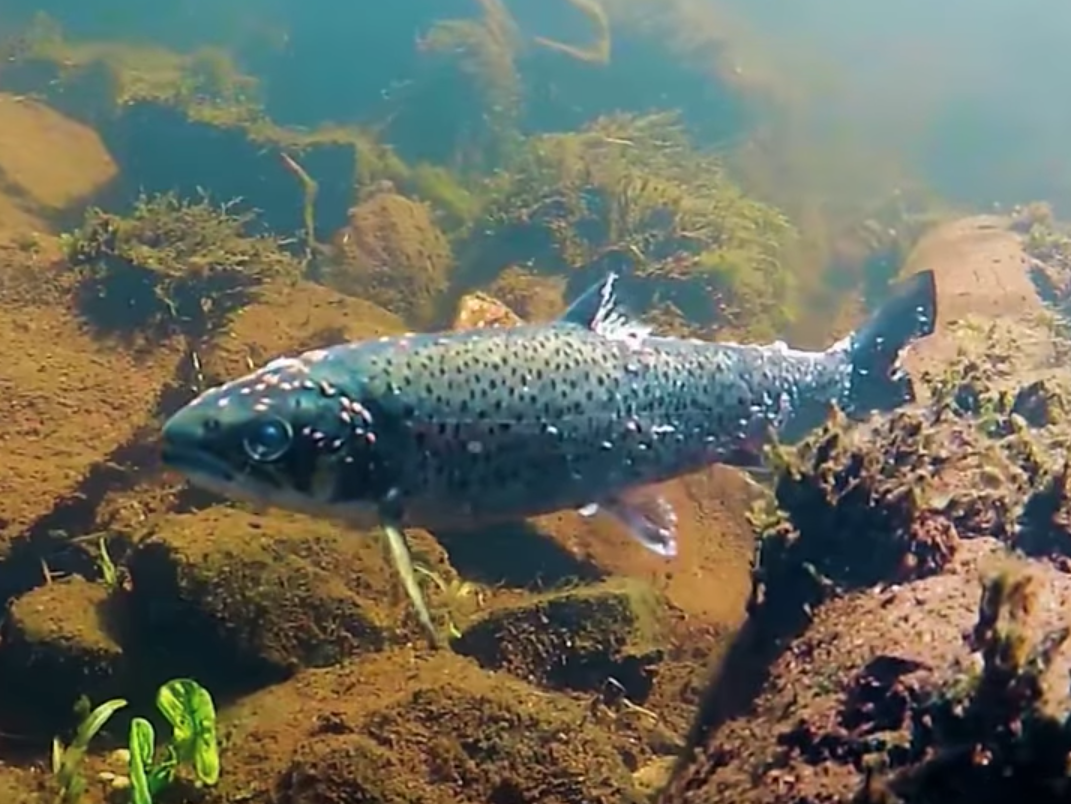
[193, 277, 407, 386]
[455, 578, 665, 698]
[748, 385, 1058, 645]
[125, 507, 404, 685]
[222, 651, 641, 804]
[484, 265, 567, 322]
[661, 538, 1071, 804]
[277, 735, 428, 804]
[65, 192, 302, 341]
[366, 682, 634, 804]
[0, 577, 125, 728]
[322, 190, 454, 327]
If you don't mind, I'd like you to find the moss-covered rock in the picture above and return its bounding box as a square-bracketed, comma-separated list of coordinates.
[64, 192, 302, 340]
[220, 651, 643, 804]
[484, 265, 567, 321]
[125, 507, 399, 687]
[0, 26, 364, 238]
[192, 277, 407, 387]
[277, 735, 427, 804]
[321, 190, 455, 327]
[454, 578, 665, 698]
[366, 681, 636, 804]
[0, 577, 125, 727]
[661, 538, 1071, 804]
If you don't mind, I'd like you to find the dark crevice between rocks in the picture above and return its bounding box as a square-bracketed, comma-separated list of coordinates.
[669, 616, 774, 783]
[453, 579, 663, 703]
[120, 541, 292, 696]
[433, 521, 604, 591]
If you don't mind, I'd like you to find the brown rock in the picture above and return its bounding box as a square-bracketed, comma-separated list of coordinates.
[0, 93, 117, 241]
[125, 507, 411, 684]
[455, 577, 665, 695]
[194, 277, 407, 385]
[661, 538, 1071, 804]
[221, 651, 641, 804]
[451, 290, 523, 329]
[0, 576, 126, 730]
[484, 265, 567, 321]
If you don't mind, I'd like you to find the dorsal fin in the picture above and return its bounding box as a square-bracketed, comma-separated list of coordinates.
[558, 272, 651, 344]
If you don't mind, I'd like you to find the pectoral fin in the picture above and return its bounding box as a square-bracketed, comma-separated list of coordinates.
[600, 492, 678, 558]
[381, 521, 441, 648]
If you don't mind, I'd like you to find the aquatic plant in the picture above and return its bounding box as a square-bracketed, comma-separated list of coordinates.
[279, 152, 321, 258]
[51, 696, 128, 804]
[532, 0, 612, 64]
[395, 11, 522, 170]
[413, 564, 481, 640]
[7, 16, 263, 128]
[95, 537, 120, 594]
[407, 163, 486, 235]
[63, 192, 302, 341]
[472, 112, 796, 336]
[127, 678, 221, 804]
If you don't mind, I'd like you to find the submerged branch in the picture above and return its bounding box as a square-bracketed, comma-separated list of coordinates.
[279, 151, 320, 257]
[533, 0, 612, 65]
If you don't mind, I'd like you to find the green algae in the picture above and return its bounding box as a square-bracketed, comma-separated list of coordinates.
[470, 111, 797, 336]
[63, 192, 302, 340]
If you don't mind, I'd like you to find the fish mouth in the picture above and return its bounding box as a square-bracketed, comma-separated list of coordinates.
[160, 444, 236, 483]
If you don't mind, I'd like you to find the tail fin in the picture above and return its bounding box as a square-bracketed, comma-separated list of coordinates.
[846, 269, 937, 416]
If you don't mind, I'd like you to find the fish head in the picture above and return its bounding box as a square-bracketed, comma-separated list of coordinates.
[160, 356, 389, 518]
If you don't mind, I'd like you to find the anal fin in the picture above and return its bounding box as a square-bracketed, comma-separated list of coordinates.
[601, 492, 678, 558]
[382, 521, 441, 648]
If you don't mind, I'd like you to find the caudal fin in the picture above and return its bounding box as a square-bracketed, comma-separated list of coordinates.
[846, 269, 937, 416]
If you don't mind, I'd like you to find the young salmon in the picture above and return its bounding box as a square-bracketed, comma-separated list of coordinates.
[161, 271, 936, 644]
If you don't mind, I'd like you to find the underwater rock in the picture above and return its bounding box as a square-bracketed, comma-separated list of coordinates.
[750, 399, 1048, 647]
[0, 762, 45, 804]
[454, 578, 665, 699]
[659, 538, 1071, 804]
[899, 216, 1044, 385]
[483, 265, 567, 322]
[222, 651, 641, 804]
[194, 278, 406, 386]
[1011, 377, 1069, 428]
[0, 577, 125, 729]
[66, 193, 304, 341]
[0, 93, 117, 240]
[125, 507, 407, 686]
[276, 734, 427, 804]
[451, 289, 523, 329]
[322, 191, 454, 327]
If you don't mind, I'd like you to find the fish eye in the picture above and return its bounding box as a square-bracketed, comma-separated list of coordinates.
[242, 417, 293, 463]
